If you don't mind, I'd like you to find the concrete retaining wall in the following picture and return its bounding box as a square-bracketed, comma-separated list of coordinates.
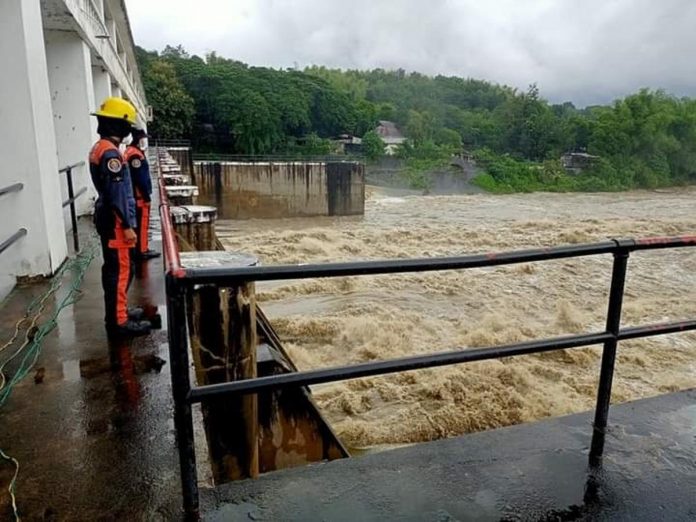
[194, 161, 364, 219]
[168, 147, 193, 176]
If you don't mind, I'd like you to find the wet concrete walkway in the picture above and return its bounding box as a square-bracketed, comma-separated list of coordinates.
[0, 221, 182, 520]
[205, 388, 696, 521]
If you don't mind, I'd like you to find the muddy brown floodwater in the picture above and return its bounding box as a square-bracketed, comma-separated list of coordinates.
[217, 187, 696, 449]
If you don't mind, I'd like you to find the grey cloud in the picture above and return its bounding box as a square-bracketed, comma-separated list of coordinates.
[129, 0, 696, 106]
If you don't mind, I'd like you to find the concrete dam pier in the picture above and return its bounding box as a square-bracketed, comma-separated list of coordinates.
[194, 161, 365, 219]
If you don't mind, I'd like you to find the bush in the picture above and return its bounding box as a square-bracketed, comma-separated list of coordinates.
[395, 140, 454, 189]
[362, 130, 385, 160]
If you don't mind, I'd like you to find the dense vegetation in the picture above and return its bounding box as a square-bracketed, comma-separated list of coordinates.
[137, 45, 696, 191]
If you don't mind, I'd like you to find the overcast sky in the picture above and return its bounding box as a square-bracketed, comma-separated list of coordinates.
[126, 0, 696, 106]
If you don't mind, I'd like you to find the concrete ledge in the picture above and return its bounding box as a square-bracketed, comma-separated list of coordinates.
[170, 205, 217, 224]
[164, 185, 199, 198]
[202, 389, 696, 521]
[162, 174, 191, 186]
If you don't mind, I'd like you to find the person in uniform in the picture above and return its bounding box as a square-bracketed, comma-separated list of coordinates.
[124, 127, 160, 260]
[89, 97, 151, 337]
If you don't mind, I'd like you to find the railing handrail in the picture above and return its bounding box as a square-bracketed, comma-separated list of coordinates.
[187, 319, 696, 402]
[154, 139, 191, 147]
[59, 162, 87, 251]
[157, 148, 185, 277]
[0, 184, 26, 256]
[59, 160, 86, 173]
[176, 235, 696, 285]
[0, 228, 28, 256]
[0, 183, 24, 198]
[62, 186, 88, 208]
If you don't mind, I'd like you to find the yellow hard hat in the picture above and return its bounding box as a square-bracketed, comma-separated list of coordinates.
[92, 97, 137, 125]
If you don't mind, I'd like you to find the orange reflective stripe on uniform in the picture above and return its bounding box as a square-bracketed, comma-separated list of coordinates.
[115, 243, 130, 325]
[123, 146, 144, 162]
[89, 139, 119, 165]
[107, 215, 133, 249]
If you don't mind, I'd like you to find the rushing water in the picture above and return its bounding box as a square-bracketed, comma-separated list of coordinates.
[217, 187, 696, 448]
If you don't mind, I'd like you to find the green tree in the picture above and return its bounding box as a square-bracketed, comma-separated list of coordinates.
[142, 60, 195, 138]
[405, 110, 436, 145]
[136, 45, 696, 191]
[362, 130, 385, 160]
[434, 127, 462, 150]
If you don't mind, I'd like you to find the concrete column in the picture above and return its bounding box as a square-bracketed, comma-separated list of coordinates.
[92, 65, 112, 106]
[111, 83, 122, 98]
[0, 0, 68, 299]
[93, 0, 105, 19]
[44, 30, 98, 220]
[105, 16, 116, 42]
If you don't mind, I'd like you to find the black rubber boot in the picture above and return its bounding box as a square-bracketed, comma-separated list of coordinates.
[129, 306, 161, 328]
[137, 250, 161, 260]
[128, 307, 145, 321]
[106, 319, 152, 338]
[148, 313, 163, 329]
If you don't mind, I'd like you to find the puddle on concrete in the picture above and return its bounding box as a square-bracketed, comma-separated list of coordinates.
[77, 353, 166, 380]
[62, 359, 81, 382]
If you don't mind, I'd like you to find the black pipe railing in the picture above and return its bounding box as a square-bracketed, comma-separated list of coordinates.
[0, 183, 23, 198]
[59, 161, 86, 252]
[0, 182, 26, 256]
[154, 138, 191, 148]
[0, 228, 28, 256]
[163, 233, 696, 520]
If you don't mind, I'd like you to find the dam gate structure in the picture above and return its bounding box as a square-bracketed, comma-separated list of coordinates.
[193, 158, 365, 219]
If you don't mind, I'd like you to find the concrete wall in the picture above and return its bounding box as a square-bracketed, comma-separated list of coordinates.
[194, 162, 365, 220]
[44, 30, 98, 221]
[0, 0, 69, 301]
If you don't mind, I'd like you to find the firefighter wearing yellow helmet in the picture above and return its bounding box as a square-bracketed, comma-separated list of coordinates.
[89, 97, 151, 337]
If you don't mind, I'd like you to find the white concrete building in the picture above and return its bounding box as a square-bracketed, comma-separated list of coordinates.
[0, 0, 147, 300]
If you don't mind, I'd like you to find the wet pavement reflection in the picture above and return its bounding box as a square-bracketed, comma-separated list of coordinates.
[0, 223, 180, 520]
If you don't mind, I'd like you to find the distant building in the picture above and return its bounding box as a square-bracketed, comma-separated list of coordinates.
[332, 134, 363, 155]
[561, 152, 599, 174]
[375, 120, 406, 155]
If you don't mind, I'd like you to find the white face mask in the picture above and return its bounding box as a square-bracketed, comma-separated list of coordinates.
[122, 133, 133, 146]
[139, 138, 148, 151]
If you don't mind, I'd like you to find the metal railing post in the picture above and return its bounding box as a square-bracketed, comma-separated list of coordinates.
[166, 275, 200, 520]
[65, 167, 80, 252]
[589, 246, 630, 466]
